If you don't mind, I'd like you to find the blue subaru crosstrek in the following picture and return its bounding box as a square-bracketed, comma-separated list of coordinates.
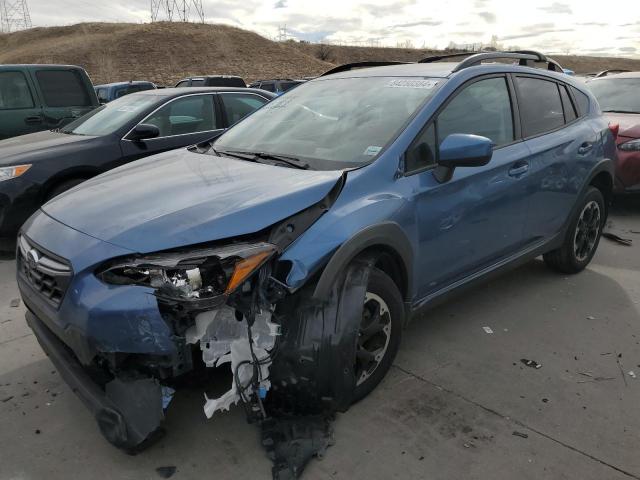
[17, 52, 616, 456]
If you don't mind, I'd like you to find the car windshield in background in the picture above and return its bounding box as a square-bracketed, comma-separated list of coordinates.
[60, 93, 165, 136]
[588, 78, 640, 113]
[214, 76, 443, 169]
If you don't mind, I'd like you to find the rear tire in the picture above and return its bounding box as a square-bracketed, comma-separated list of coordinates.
[543, 186, 605, 274]
[45, 178, 87, 202]
[352, 267, 404, 403]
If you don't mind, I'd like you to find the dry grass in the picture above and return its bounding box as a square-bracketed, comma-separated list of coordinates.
[0, 22, 638, 86]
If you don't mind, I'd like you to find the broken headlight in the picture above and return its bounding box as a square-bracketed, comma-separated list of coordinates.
[97, 242, 278, 299]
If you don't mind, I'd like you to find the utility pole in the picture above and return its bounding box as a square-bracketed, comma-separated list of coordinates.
[150, 0, 204, 23]
[0, 0, 32, 33]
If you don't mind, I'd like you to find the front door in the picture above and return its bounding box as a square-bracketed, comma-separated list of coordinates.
[406, 75, 533, 299]
[120, 93, 224, 164]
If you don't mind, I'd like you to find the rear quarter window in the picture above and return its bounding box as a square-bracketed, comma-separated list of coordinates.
[516, 76, 565, 137]
[35, 69, 91, 107]
[571, 87, 590, 116]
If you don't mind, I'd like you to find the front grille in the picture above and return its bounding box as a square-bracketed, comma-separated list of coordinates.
[17, 235, 72, 309]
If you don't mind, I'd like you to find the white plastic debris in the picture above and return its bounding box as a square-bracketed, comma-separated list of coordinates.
[629, 371, 637, 379]
[203, 336, 272, 418]
[482, 326, 494, 334]
[586, 315, 596, 320]
[185, 307, 279, 418]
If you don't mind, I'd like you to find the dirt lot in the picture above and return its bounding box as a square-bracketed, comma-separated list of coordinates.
[1, 198, 639, 480]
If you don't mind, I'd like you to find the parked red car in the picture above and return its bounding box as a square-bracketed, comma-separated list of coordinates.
[588, 72, 640, 193]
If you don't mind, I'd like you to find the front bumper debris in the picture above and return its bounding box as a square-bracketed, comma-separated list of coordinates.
[26, 311, 170, 452]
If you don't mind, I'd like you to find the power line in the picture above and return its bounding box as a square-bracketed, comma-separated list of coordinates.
[0, 0, 32, 33]
[150, 0, 205, 23]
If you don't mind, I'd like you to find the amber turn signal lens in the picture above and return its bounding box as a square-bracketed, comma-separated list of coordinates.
[225, 248, 275, 294]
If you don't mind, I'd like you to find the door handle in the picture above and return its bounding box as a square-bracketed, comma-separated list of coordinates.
[508, 162, 529, 177]
[578, 142, 593, 155]
[24, 115, 43, 125]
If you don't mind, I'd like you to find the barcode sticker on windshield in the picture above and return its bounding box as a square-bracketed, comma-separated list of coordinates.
[364, 146, 382, 156]
[386, 79, 439, 89]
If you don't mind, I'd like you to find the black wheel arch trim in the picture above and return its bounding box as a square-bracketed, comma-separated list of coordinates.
[312, 222, 413, 303]
[563, 158, 614, 233]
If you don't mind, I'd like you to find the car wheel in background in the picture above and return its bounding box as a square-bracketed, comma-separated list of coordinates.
[543, 186, 605, 274]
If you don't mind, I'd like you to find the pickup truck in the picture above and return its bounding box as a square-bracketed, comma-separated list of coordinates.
[0, 64, 99, 140]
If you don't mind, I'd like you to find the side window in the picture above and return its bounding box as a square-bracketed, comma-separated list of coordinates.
[35, 70, 91, 107]
[280, 81, 298, 92]
[96, 88, 109, 103]
[260, 82, 276, 92]
[0, 71, 34, 109]
[191, 79, 205, 87]
[176, 80, 190, 88]
[143, 95, 217, 137]
[438, 77, 514, 146]
[516, 77, 564, 136]
[220, 93, 268, 125]
[559, 85, 577, 122]
[571, 87, 590, 116]
[406, 123, 437, 172]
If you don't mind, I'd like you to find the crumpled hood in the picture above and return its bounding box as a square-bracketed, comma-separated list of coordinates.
[0, 130, 98, 166]
[43, 148, 343, 253]
[604, 113, 640, 139]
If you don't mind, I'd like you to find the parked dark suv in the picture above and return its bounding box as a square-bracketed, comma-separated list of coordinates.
[18, 51, 615, 477]
[248, 78, 305, 95]
[0, 64, 98, 140]
[175, 75, 246, 88]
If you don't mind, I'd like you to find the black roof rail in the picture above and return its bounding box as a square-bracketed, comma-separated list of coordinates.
[321, 51, 564, 77]
[451, 51, 563, 72]
[321, 61, 408, 76]
[507, 50, 563, 72]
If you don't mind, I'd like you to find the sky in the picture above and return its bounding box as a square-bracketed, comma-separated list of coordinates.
[25, 0, 640, 57]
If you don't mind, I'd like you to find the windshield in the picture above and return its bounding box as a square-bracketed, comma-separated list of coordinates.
[61, 93, 165, 136]
[214, 76, 442, 169]
[588, 78, 640, 114]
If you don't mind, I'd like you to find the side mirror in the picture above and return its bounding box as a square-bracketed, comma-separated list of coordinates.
[433, 134, 493, 182]
[128, 123, 160, 142]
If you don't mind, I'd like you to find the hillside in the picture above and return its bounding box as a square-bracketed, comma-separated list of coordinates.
[0, 22, 639, 86]
[0, 22, 332, 85]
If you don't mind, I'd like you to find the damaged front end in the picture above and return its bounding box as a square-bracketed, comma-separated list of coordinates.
[85, 177, 365, 477]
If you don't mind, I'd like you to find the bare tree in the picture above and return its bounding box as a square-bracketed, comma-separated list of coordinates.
[316, 43, 334, 62]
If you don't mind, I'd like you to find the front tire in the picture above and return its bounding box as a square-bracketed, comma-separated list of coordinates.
[352, 267, 404, 403]
[543, 186, 605, 274]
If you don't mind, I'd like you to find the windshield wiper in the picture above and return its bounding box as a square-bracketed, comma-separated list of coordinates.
[252, 152, 309, 170]
[220, 150, 309, 169]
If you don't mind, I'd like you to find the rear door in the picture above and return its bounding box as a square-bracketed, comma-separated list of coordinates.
[514, 75, 598, 243]
[0, 69, 43, 139]
[31, 68, 97, 130]
[218, 92, 270, 126]
[120, 93, 224, 163]
[406, 75, 532, 298]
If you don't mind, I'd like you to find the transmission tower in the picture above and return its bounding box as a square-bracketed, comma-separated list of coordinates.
[0, 0, 32, 33]
[151, 0, 205, 23]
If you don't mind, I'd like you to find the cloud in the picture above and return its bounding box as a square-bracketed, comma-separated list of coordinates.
[274, 0, 287, 8]
[500, 23, 573, 41]
[619, 46, 637, 53]
[576, 22, 607, 26]
[538, 2, 572, 14]
[477, 12, 496, 23]
[391, 19, 442, 28]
